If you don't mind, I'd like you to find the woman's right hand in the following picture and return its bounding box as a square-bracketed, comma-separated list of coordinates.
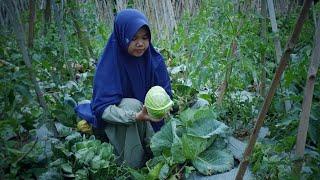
[135, 106, 160, 122]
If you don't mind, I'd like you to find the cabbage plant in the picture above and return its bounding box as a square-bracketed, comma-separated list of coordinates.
[148, 108, 234, 178]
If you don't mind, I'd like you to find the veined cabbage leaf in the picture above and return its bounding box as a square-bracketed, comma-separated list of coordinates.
[192, 146, 234, 175]
[186, 118, 228, 138]
[150, 119, 181, 156]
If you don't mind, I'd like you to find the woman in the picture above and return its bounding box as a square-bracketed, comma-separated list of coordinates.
[77, 9, 172, 168]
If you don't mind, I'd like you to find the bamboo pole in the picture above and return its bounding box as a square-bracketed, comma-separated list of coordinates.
[235, 0, 313, 179]
[260, 0, 267, 97]
[267, 0, 282, 63]
[43, 0, 51, 36]
[267, 0, 292, 112]
[28, 0, 35, 48]
[293, 12, 320, 177]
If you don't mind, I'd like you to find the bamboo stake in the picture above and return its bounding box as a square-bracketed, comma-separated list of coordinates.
[268, 0, 293, 112]
[95, 0, 114, 28]
[267, 0, 282, 63]
[260, 0, 267, 97]
[43, 0, 51, 36]
[235, 0, 313, 179]
[0, 4, 5, 26]
[152, 0, 161, 39]
[0, 59, 16, 67]
[293, 12, 320, 177]
[28, 0, 35, 48]
[115, 0, 128, 12]
[166, 0, 177, 31]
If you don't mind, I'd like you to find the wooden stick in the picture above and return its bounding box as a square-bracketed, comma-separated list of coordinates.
[260, 0, 267, 97]
[0, 59, 16, 67]
[267, 0, 292, 112]
[267, 0, 282, 63]
[235, 0, 313, 179]
[293, 12, 320, 177]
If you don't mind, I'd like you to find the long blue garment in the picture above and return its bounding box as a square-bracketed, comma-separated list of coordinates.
[90, 9, 172, 131]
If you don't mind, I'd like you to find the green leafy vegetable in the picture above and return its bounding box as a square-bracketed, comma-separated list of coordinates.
[150, 119, 181, 156]
[145, 86, 173, 120]
[192, 148, 234, 175]
[150, 108, 233, 176]
[186, 118, 229, 138]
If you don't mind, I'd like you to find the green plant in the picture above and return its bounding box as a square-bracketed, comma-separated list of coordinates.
[145, 86, 173, 119]
[147, 107, 234, 179]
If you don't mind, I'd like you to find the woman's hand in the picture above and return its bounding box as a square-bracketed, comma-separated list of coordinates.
[135, 106, 161, 122]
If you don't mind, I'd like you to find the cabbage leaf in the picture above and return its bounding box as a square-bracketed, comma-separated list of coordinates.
[192, 147, 234, 175]
[186, 118, 228, 138]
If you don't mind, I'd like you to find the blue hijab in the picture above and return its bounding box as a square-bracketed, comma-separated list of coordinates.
[91, 9, 172, 131]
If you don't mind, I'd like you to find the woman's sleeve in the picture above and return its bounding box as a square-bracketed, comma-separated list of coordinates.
[102, 98, 143, 125]
[101, 105, 136, 125]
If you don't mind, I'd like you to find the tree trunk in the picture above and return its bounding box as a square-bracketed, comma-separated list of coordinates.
[293, 12, 320, 177]
[28, 0, 36, 48]
[235, 0, 313, 179]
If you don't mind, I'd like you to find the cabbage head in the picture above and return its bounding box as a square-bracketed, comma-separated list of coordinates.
[145, 86, 173, 120]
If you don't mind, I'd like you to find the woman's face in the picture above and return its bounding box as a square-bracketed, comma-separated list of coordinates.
[128, 27, 150, 57]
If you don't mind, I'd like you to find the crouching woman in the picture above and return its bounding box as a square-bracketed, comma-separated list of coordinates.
[89, 9, 172, 168]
